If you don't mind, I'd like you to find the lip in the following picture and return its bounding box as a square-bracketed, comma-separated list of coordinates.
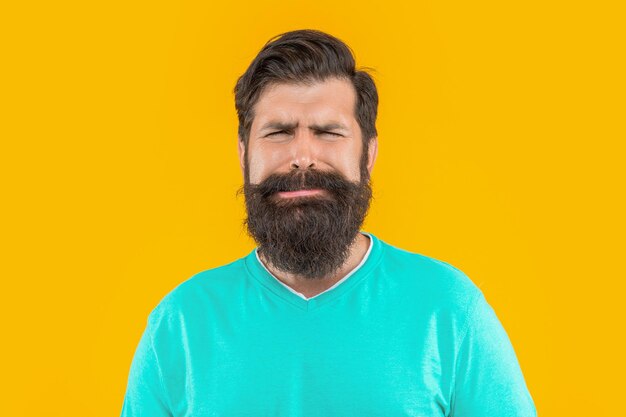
[276, 189, 326, 198]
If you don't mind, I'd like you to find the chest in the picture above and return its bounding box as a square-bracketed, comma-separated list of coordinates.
[161, 310, 454, 417]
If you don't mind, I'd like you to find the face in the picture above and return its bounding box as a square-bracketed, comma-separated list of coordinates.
[237, 77, 378, 279]
[239, 77, 377, 186]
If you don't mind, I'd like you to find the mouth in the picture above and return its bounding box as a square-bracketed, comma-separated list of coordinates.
[276, 188, 327, 199]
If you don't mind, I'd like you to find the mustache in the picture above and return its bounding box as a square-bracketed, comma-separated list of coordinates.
[248, 170, 360, 199]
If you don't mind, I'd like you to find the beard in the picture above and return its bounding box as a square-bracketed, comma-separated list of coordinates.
[241, 163, 373, 280]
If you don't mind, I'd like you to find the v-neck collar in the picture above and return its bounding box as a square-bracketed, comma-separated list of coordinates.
[243, 232, 384, 312]
[255, 232, 373, 301]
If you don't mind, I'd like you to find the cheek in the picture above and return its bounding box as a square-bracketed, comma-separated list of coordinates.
[246, 156, 264, 184]
[247, 147, 285, 184]
[324, 152, 359, 182]
[335, 145, 363, 182]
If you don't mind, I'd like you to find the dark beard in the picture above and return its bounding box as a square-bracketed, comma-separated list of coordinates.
[241, 167, 372, 279]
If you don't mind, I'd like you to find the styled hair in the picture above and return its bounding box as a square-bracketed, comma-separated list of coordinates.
[233, 29, 378, 148]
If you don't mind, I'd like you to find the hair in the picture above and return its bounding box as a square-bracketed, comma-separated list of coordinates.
[233, 29, 378, 149]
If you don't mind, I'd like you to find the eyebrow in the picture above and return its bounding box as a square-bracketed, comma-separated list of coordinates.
[260, 121, 298, 132]
[259, 121, 349, 133]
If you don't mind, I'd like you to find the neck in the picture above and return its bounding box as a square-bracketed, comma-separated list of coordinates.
[259, 232, 370, 298]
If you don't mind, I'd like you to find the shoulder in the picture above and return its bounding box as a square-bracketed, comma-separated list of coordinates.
[146, 255, 249, 326]
[377, 238, 484, 313]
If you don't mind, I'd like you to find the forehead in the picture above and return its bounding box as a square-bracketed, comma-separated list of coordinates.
[251, 77, 358, 131]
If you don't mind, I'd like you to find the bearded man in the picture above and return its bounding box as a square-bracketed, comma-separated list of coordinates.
[121, 29, 536, 417]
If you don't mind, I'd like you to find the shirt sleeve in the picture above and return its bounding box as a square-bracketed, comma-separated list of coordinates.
[450, 292, 537, 417]
[120, 321, 172, 417]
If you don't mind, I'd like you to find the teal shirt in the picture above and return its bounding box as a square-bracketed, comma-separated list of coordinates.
[121, 233, 536, 416]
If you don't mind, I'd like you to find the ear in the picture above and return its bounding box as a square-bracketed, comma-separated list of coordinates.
[237, 137, 246, 178]
[366, 136, 378, 175]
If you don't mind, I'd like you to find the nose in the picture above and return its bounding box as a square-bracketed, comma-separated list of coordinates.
[290, 129, 317, 170]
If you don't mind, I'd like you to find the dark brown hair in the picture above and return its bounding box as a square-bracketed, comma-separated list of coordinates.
[233, 29, 378, 148]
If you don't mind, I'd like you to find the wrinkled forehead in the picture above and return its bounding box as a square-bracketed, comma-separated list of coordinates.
[250, 77, 358, 132]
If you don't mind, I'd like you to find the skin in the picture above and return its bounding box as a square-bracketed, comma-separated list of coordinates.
[237, 77, 378, 297]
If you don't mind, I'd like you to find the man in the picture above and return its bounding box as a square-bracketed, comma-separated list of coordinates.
[121, 29, 536, 416]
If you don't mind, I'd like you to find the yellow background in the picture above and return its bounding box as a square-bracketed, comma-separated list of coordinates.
[1, 0, 624, 415]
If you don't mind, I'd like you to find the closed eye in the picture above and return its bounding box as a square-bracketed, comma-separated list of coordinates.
[266, 131, 288, 137]
[265, 130, 342, 138]
[318, 131, 342, 137]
